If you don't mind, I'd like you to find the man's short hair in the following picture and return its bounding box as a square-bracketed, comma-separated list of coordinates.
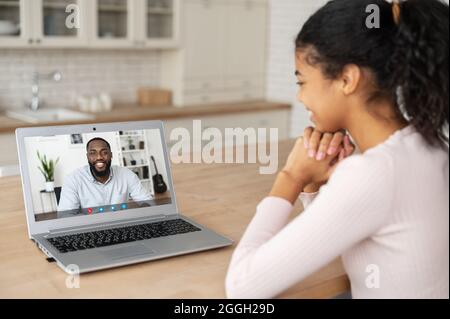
[86, 138, 111, 152]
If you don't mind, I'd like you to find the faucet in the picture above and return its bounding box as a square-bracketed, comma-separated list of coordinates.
[28, 71, 62, 111]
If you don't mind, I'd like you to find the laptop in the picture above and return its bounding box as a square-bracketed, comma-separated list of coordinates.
[16, 120, 233, 274]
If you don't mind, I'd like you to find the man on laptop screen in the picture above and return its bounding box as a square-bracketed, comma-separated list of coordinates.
[58, 137, 153, 213]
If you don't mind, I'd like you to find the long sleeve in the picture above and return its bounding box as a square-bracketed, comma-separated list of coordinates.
[225, 152, 395, 299]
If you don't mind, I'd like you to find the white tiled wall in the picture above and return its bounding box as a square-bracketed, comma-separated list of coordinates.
[266, 0, 328, 138]
[0, 50, 160, 110]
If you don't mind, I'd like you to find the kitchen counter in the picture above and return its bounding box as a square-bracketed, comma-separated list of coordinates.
[0, 140, 349, 298]
[0, 101, 291, 133]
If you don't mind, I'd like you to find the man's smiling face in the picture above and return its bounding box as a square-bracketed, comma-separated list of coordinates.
[87, 139, 112, 178]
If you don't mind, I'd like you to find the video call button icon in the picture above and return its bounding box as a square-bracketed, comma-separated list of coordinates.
[121, 204, 127, 210]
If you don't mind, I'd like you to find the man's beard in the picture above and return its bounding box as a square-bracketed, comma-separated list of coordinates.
[89, 160, 112, 178]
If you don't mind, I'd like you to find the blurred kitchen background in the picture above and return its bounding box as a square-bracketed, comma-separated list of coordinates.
[0, 0, 330, 175]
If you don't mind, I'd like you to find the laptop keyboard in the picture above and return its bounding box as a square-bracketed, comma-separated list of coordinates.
[47, 219, 202, 254]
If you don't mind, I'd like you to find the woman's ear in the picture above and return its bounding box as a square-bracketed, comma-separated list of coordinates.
[340, 64, 361, 96]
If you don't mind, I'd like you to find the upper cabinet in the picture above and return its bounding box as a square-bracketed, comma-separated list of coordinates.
[225, 0, 266, 79]
[90, 0, 134, 47]
[183, 0, 226, 80]
[0, 0, 179, 48]
[143, 0, 179, 47]
[131, 0, 180, 48]
[32, 0, 88, 47]
[0, 0, 31, 46]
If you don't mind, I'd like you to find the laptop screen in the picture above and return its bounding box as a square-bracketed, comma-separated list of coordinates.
[24, 129, 172, 222]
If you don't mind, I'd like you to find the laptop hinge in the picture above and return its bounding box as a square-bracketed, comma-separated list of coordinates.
[47, 214, 168, 236]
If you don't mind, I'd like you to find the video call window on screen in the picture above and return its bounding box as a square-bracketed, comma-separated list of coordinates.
[25, 129, 172, 222]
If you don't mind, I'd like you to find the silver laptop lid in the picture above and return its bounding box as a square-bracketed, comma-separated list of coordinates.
[16, 120, 179, 237]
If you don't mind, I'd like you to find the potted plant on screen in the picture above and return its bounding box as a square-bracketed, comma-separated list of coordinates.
[37, 151, 59, 192]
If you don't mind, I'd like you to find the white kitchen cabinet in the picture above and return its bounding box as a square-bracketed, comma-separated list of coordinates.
[0, 0, 32, 47]
[225, 1, 266, 78]
[0, 0, 179, 49]
[88, 0, 135, 48]
[224, 0, 266, 100]
[31, 0, 89, 48]
[72, 0, 180, 48]
[0, 0, 90, 48]
[161, 0, 268, 106]
[137, 0, 180, 48]
[184, 0, 226, 81]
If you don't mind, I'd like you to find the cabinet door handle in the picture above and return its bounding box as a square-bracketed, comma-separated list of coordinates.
[28, 39, 33, 44]
[36, 39, 41, 44]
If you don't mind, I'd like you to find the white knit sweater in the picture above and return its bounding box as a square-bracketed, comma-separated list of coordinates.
[225, 125, 449, 299]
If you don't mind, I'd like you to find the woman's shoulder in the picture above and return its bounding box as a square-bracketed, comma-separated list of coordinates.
[326, 146, 396, 207]
[318, 149, 396, 221]
[334, 125, 427, 180]
[333, 148, 395, 182]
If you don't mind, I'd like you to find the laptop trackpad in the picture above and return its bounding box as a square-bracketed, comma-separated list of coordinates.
[102, 244, 155, 260]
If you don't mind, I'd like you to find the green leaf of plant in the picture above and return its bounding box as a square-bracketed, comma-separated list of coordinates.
[38, 166, 49, 182]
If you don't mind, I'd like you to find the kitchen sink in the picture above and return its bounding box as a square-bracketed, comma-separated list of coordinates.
[6, 109, 95, 124]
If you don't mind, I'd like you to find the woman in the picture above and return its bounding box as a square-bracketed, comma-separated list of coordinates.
[225, 0, 449, 299]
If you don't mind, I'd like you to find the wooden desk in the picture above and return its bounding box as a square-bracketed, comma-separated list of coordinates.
[0, 140, 350, 299]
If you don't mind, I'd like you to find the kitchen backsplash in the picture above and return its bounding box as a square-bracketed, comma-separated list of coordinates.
[0, 49, 161, 110]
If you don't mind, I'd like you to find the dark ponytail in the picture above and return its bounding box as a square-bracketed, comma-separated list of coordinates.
[388, 0, 449, 148]
[296, 0, 449, 149]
